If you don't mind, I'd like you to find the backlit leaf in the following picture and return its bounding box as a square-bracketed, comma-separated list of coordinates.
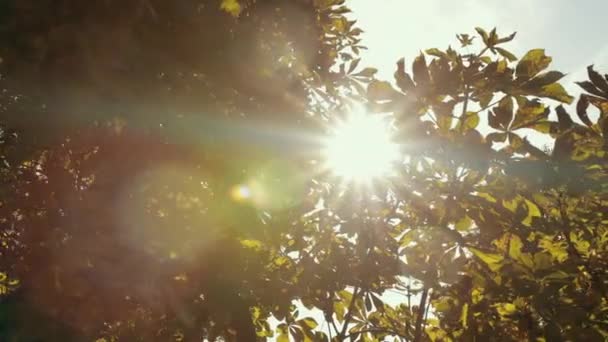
[412, 53, 431, 86]
[470, 247, 504, 271]
[495, 47, 517, 62]
[367, 80, 399, 100]
[516, 49, 552, 79]
[394, 58, 415, 92]
[537, 83, 574, 103]
[508, 234, 523, 260]
[220, 0, 241, 17]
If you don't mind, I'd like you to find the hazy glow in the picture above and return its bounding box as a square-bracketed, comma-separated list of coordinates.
[231, 184, 252, 201]
[323, 110, 399, 182]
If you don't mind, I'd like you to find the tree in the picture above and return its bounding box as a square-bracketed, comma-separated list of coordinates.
[1, 1, 607, 341]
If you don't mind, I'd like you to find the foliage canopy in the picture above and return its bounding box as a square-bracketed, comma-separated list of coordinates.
[0, 1, 607, 341]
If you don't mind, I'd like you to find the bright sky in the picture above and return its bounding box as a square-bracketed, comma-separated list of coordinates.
[350, 0, 608, 96]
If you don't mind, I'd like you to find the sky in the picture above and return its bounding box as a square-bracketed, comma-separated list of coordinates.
[349, 0, 608, 96]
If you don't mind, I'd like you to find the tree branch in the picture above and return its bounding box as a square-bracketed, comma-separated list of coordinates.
[413, 287, 429, 342]
[338, 286, 362, 339]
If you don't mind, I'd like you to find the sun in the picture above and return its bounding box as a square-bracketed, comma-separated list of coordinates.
[323, 110, 400, 183]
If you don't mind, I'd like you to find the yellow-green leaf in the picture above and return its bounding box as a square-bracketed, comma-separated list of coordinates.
[470, 247, 503, 271]
[522, 199, 541, 226]
[533, 252, 553, 270]
[455, 215, 473, 231]
[353, 67, 378, 78]
[274, 256, 289, 266]
[298, 317, 318, 330]
[367, 80, 399, 101]
[509, 234, 523, 260]
[460, 303, 469, 328]
[495, 47, 517, 62]
[458, 112, 480, 131]
[516, 49, 552, 79]
[240, 239, 263, 250]
[495, 302, 517, 317]
[220, 0, 241, 17]
[537, 83, 574, 104]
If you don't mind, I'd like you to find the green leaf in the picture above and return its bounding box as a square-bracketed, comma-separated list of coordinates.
[539, 237, 568, 263]
[537, 83, 574, 104]
[352, 67, 377, 78]
[511, 97, 548, 129]
[276, 323, 290, 342]
[412, 53, 431, 86]
[395, 58, 415, 92]
[502, 197, 520, 213]
[456, 33, 475, 47]
[470, 247, 504, 272]
[487, 132, 507, 143]
[488, 96, 513, 130]
[576, 81, 605, 97]
[298, 317, 318, 330]
[460, 303, 469, 328]
[348, 58, 361, 74]
[526, 71, 566, 89]
[555, 105, 574, 130]
[516, 49, 552, 79]
[508, 133, 524, 151]
[426, 48, 447, 58]
[488, 28, 498, 46]
[518, 253, 535, 269]
[495, 303, 517, 317]
[496, 31, 517, 44]
[367, 80, 399, 100]
[569, 231, 591, 256]
[533, 252, 553, 270]
[478, 92, 494, 108]
[587, 65, 608, 94]
[476, 192, 497, 203]
[475, 27, 490, 46]
[334, 301, 346, 323]
[274, 256, 290, 266]
[495, 47, 517, 61]
[433, 297, 453, 312]
[240, 239, 263, 250]
[576, 95, 593, 126]
[220, 0, 242, 17]
[528, 120, 555, 134]
[457, 112, 480, 131]
[455, 215, 473, 231]
[522, 199, 541, 226]
[508, 234, 523, 260]
[544, 271, 571, 281]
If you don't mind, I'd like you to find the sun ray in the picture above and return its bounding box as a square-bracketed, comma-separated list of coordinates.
[322, 109, 400, 185]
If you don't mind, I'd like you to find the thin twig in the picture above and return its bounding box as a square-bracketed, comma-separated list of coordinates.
[473, 98, 502, 114]
[422, 289, 433, 334]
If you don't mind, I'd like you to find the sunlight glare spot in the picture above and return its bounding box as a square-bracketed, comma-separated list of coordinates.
[323, 110, 399, 183]
[230, 184, 252, 201]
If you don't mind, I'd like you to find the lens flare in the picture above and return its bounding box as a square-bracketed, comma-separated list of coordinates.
[230, 184, 252, 201]
[323, 110, 399, 183]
